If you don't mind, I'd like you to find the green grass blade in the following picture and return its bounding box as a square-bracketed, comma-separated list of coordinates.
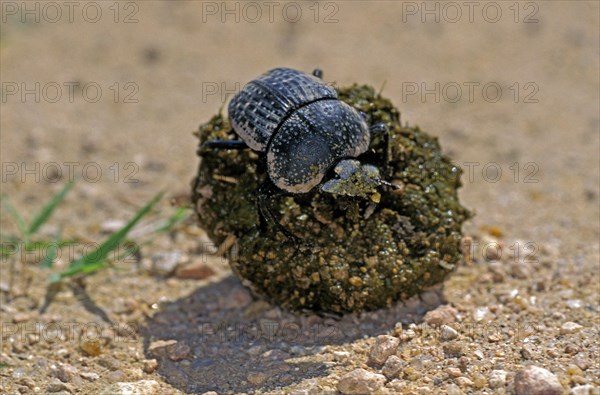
[27, 179, 75, 236]
[128, 207, 190, 238]
[154, 207, 190, 233]
[1, 196, 27, 236]
[40, 229, 63, 269]
[53, 192, 163, 282]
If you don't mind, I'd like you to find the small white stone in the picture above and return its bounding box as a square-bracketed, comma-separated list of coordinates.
[570, 384, 599, 395]
[560, 322, 583, 335]
[151, 251, 183, 276]
[101, 219, 126, 233]
[440, 325, 459, 340]
[473, 306, 491, 322]
[333, 351, 350, 361]
[100, 380, 160, 395]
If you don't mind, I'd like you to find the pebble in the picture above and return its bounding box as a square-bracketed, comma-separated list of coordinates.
[446, 383, 464, 395]
[55, 363, 78, 382]
[455, 376, 474, 387]
[288, 378, 320, 394]
[570, 384, 598, 395]
[261, 349, 290, 360]
[368, 335, 400, 366]
[100, 380, 160, 395]
[98, 357, 121, 371]
[148, 339, 177, 354]
[46, 380, 73, 393]
[167, 341, 191, 361]
[447, 367, 462, 378]
[510, 262, 531, 279]
[424, 305, 458, 327]
[80, 339, 102, 356]
[560, 322, 583, 335]
[440, 325, 459, 340]
[488, 262, 506, 282]
[289, 345, 307, 356]
[387, 379, 406, 391]
[333, 351, 350, 361]
[247, 372, 268, 385]
[101, 219, 125, 233]
[151, 251, 183, 276]
[143, 359, 158, 374]
[565, 344, 580, 355]
[521, 344, 535, 359]
[246, 345, 265, 356]
[112, 298, 139, 315]
[514, 366, 563, 395]
[337, 368, 386, 395]
[381, 355, 404, 378]
[17, 377, 35, 389]
[443, 342, 464, 358]
[80, 372, 100, 381]
[473, 306, 492, 322]
[174, 260, 216, 280]
[489, 370, 508, 388]
[12, 312, 31, 323]
[107, 370, 126, 382]
[573, 353, 591, 371]
[566, 299, 583, 309]
[12, 367, 26, 379]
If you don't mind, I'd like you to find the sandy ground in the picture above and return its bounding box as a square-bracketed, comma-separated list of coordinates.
[1, 1, 599, 394]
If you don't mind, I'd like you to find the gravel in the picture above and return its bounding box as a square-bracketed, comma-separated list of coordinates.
[440, 324, 459, 340]
[367, 335, 400, 366]
[514, 366, 564, 395]
[100, 380, 160, 395]
[489, 369, 508, 388]
[560, 322, 584, 335]
[337, 368, 387, 394]
[423, 305, 459, 327]
[381, 355, 405, 379]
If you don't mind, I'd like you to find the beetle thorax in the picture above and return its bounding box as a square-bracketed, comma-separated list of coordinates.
[266, 100, 370, 193]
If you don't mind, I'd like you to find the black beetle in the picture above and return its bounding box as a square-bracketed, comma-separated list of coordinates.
[201, 67, 397, 240]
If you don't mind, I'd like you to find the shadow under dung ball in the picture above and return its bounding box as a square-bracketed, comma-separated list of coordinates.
[192, 84, 470, 314]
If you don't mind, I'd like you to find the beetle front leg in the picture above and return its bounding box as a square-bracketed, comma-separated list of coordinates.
[369, 123, 391, 167]
[257, 181, 303, 244]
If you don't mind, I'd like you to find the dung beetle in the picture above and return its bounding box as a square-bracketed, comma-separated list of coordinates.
[201, 67, 397, 241]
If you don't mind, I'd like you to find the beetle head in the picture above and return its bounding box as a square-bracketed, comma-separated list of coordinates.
[321, 159, 394, 203]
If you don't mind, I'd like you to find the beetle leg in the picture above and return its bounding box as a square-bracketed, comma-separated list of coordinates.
[257, 181, 304, 244]
[312, 68, 323, 79]
[369, 122, 391, 166]
[200, 139, 248, 155]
